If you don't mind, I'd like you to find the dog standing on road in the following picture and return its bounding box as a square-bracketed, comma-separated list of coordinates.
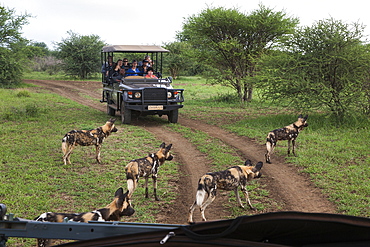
[62, 118, 118, 165]
[265, 114, 308, 164]
[188, 160, 263, 224]
[34, 188, 134, 247]
[125, 142, 173, 201]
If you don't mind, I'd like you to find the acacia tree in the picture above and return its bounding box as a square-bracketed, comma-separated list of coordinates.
[163, 41, 196, 79]
[178, 5, 298, 102]
[257, 18, 370, 119]
[0, 5, 31, 84]
[56, 31, 105, 79]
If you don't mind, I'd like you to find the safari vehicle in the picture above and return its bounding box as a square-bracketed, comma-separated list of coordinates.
[100, 45, 184, 124]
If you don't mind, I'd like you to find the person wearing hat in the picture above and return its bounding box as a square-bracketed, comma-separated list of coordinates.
[139, 60, 149, 76]
[145, 67, 158, 79]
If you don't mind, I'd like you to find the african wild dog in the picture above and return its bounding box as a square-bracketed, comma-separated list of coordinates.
[62, 118, 118, 165]
[188, 160, 263, 224]
[265, 114, 308, 164]
[34, 188, 134, 247]
[125, 142, 173, 201]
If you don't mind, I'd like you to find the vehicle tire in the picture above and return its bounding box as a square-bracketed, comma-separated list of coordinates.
[121, 102, 131, 124]
[107, 103, 116, 116]
[168, 109, 178, 123]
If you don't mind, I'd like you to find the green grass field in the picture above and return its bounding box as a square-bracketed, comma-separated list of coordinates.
[0, 88, 178, 246]
[1, 75, 369, 245]
[175, 76, 370, 217]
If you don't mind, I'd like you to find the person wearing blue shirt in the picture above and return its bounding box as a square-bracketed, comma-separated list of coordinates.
[126, 60, 140, 76]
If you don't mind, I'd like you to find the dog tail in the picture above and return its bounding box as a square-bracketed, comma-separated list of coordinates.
[196, 185, 206, 207]
[195, 175, 211, 206]
[125, 162, 137, 198]
[62, 135, 68, 155]
[126, 179, 134, 198]
[266, 132, 274, 153]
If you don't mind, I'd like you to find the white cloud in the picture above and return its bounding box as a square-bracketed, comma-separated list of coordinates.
[2, 0, 369, 49]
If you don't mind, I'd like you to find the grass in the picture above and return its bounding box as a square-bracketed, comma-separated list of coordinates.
[1, 74, 369, 245]
[174, 76, 370, 218]
[0, 88, 179, 246]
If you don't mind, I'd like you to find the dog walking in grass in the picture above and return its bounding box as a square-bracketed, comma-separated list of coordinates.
[265, 114, 308, 164]
[188, 159, 263, 224]
[34, 188, 134, 247]
[62, 118, 118, 165]
[125, 142, 173, 201]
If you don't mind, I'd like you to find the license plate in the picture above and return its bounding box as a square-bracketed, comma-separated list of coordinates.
[148, 105, 163, 110]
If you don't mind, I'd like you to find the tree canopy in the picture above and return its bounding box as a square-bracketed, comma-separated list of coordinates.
[178, 5, 298, 102]
[257, 18, 370, 119]
[56, 31, 105, 79]
[0, 5, 31, 84]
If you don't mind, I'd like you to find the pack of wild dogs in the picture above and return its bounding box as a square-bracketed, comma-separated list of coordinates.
[34, 115, 308, 245]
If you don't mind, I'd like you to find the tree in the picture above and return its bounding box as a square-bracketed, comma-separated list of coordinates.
[0, 5, 31, 84]
[163, 41, 194, 79]
[178, 5, 298, 102]
[56, 31, 105, 79]
[257, 18, 370, 119]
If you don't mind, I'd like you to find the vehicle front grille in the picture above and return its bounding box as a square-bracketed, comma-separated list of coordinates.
[143, 88, 167, 102]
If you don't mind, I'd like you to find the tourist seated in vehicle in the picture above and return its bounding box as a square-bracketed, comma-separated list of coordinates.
[139, 60, 149, 76]
[101, 56, 114, 81]
[138, 55, 154, 67]
[126, 60, 140, 76]
[145, 67, 158, 79]
[122, 58, 130, 70]
[113, 59, 123, 74]
[112, 68, 126, 82]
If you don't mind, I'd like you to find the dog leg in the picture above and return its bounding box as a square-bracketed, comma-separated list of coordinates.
[287, 139, 291, 155]
[241, 186, 256, 210]
[234, 188, 244, 208]
[144, 177, 149, 198]
[152, 174, 160, 201]
[200, 189, 216, 221]
[63, 145, 74, 165]
[188, 201, 197, 224]
[95, 145, 102, 164]
[292, 139, 296, 156]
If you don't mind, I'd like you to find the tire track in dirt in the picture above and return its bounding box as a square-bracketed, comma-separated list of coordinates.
[178, 118, 337, 213]
[27, 80, 337, 224]
[27, 80, 232, 224]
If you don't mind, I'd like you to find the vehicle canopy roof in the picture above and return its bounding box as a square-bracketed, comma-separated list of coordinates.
[101, 45, 170, 53]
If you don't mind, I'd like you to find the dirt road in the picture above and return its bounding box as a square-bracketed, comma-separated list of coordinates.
[27, 79, 336, 224]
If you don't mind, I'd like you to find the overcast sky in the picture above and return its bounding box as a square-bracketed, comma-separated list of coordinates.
[2, 0, 369, 49]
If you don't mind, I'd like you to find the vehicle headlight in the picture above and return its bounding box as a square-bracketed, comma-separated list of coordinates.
[134, 92, 141, 98]
[167, 92, 173, 98]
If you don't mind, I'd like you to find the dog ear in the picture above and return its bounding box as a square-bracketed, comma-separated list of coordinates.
[304, 115, 308, 120]
[298, 114, 303, 119]
[160, 142, 166, 149]
[244, 159, 252, 166]
[165, 144, 172, 151]
[115, 188, 124, 197]
[109, 118, 116, 123]
[254, 161, 263, 171]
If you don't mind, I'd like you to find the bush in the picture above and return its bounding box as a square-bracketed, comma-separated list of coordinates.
[0, 47, 22, 84]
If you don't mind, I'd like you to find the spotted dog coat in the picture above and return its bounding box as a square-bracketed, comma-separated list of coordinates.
[125, 142, 173, 201]
[62, 118, 118, 165]
[188, 160, 263, 224]
[34, 188, 134, 247]
[265, 114, 308, 164]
